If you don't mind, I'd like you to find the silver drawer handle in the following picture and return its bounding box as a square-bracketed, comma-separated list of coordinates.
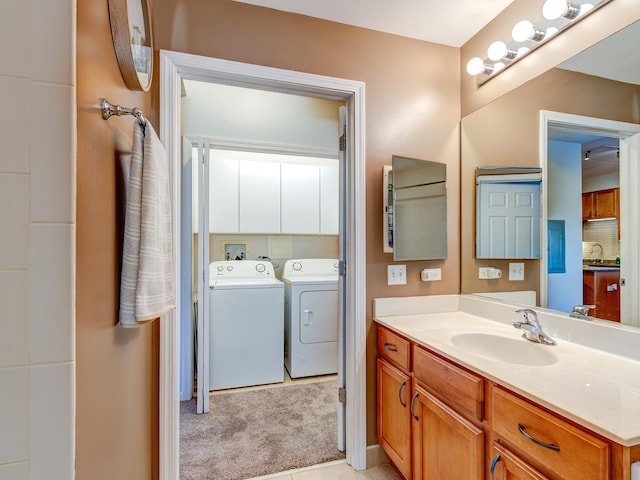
[518, 423, 560, 451]
[410, 392, 419, 420]
[398, 380, 407, 408]
[490, 453, 501, 480]
[384, 342, 398, 352]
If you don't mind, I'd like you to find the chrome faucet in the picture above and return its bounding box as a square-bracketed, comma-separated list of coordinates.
[589, 243, 604, 263]
[513, 308, 556, 346]
[570, 304, 594, 320]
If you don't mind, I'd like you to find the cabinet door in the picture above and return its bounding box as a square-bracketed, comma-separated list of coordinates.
[281, 163, 320, 234]
[594, 188, 618, 218]
[377, 358, 412, 479]
[320, 164, 339, 235]
[209, 157, 239, 233]
[582, 192, 594, 220]
[238, 160, 281, 233]
[412, 384, 484, 480]
[490, 442, 550, 480]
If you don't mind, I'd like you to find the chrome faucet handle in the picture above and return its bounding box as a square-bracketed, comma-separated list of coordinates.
[514, 308, 539, 327]
[572, 305, 594, 316]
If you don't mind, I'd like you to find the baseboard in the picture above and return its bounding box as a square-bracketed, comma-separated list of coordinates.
[366, 444, 390, 469]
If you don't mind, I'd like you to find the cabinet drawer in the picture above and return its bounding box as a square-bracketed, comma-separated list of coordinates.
[413, 345, 483, 422]
[377, 326, 411, 371]
[492, 386, 610, 480]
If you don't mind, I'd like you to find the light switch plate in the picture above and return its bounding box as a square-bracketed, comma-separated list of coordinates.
[388, 264, 407, 285]
[509, 262, 525, 281]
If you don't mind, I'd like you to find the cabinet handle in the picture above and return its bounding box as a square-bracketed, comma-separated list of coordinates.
[489, 453, 501, 480]
[410, 392, 419, 420]
[398, 380, 407, 407]
[518, 423, 560, 451]
[383, 343, 398, 352]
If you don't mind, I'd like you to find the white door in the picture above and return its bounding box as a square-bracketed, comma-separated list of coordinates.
[337, 105, 347, 451]
[196, 140, 211, 413]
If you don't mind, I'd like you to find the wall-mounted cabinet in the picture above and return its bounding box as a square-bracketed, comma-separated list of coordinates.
[582, 187, 619, 220]
[208, 157, 339, 235]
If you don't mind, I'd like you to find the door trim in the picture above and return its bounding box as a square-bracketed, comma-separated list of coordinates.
[159, 50, 367, 479]
[539, 110, 640, 325]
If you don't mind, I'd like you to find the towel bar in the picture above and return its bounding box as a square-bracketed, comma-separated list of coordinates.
[100, 98, 145, 124]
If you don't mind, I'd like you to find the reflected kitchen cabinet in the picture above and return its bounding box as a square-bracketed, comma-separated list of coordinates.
[582, 188, 619, 220]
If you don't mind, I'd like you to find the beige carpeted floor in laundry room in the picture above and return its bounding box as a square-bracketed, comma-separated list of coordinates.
[180, 377, 344, 480]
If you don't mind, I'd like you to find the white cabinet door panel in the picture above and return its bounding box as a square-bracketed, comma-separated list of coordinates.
[281, 163, 320, 233]
[209, 156, 239, 233]
[239, 160, 281, 233]
[320, 164, 339, 235]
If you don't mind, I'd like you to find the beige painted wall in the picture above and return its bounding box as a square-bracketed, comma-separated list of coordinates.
[460, 67, 640, 297]
[76, 1, 158, 478]
[153, 0, 461, 446]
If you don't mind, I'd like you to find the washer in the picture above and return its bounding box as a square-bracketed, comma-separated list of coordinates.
[209, 260, 284, 390]
[282, 258, 339, 378]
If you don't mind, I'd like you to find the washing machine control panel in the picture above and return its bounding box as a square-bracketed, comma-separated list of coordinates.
[209, 260, 275, 279]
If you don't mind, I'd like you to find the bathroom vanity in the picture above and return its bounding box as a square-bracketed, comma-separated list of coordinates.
[374, 294, 640, 479]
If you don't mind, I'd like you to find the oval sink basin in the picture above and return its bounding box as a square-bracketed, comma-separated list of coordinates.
[450, 332, 557, 366]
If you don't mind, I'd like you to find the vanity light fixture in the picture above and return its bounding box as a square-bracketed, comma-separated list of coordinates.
[466, 0, 611, 86]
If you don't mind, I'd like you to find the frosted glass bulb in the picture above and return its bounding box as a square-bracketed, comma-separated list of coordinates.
[580, 3, 594, 15]
[487, 41, 507, 61]
[466, 57, 485, 75]
[493, 62, 506, 73]
[546, 27, 559, 37]
[517, 46, 530, 57]
[512, 20, 534, 42]
[543, 0, 567, 20]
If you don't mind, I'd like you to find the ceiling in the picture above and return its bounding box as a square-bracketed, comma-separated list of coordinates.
[233, 0, 515, 47]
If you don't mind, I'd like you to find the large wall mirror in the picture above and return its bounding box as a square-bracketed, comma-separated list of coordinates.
[461, 20, 640, 327]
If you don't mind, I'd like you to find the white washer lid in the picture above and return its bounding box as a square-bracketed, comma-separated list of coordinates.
[210, 278, 283, 289]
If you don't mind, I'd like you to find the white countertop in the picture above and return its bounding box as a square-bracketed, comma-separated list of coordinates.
[373, 294, 640, 446]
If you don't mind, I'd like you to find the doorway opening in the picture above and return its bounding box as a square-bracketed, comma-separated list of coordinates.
[158, 51, 367, 480]
[540, 110, 640, 326]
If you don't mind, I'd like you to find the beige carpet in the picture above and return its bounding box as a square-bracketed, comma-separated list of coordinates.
[180, 380, 345, 479]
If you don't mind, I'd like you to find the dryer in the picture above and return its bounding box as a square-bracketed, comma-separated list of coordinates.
[282, 258, 339, 378]
[209, 260, 284, 390]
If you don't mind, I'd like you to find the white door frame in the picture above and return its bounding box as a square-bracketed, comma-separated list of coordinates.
[158, 50, 368, 479]
[539, 110, 640, 325]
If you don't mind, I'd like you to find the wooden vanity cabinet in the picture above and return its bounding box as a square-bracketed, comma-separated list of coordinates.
[377, 327, 412, 479]
[583, 269, 620, 322]
[376, 324, 640, 479]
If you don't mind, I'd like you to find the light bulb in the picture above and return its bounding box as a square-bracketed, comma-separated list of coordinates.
[546, 27, 559, 37]
[493, 62, 506, 73]
[543, 0, 567, 20]
[487, 41, 507, 61]
[512, 20, 534, 42]
[580, 3, 594, 15]
[517, 46, 530, 57]
[466, 57, 485, 75]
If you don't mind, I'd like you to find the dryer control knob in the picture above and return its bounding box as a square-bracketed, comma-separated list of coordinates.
[226, 265, 233, 271]
[293, 261, 302, 271]
[217, 265, 223, 272]
[256, 263, 266, 273]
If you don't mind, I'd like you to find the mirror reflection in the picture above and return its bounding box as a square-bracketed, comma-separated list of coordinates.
[461, 20, 640, 326]
[391, 155, 447, 261]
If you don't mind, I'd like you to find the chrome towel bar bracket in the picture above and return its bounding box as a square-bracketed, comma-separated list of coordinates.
[100, 98, 145, 124]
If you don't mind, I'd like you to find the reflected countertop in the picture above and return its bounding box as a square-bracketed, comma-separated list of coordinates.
[373, 294, 640, 446]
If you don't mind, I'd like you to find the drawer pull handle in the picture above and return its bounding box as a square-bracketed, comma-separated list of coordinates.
[384, 343, 398, 352]
[410, 392, 419, 420]
[518, 423, 560, 451]
[398, 380, 407, 407]
[489, 453, 501, 480]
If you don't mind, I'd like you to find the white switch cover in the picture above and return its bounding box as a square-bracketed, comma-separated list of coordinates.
[509, 262, 525, 281]
[388, 265, 407, 285]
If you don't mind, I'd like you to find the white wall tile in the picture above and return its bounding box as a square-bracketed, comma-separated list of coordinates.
[0, 174, 29, 269]
[30, 83, 74, 223]
[30, 225, 73, 364]
[31, 0, 74, 85]
[29, 363, 73, 480]
[0, 272, 29, 367]
[0, 1, 30, 78]
[0, 77, 30, 174]
[0, 462, 28, 480]
[0, 367, 28, 464]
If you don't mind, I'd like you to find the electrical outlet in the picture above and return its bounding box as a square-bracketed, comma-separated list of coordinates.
[387, 264, 407, 285]
[421, 268, 442, 281]
[509, 262, 525, 281]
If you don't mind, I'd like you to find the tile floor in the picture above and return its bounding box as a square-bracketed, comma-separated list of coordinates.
[247, 460, 401, 480]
